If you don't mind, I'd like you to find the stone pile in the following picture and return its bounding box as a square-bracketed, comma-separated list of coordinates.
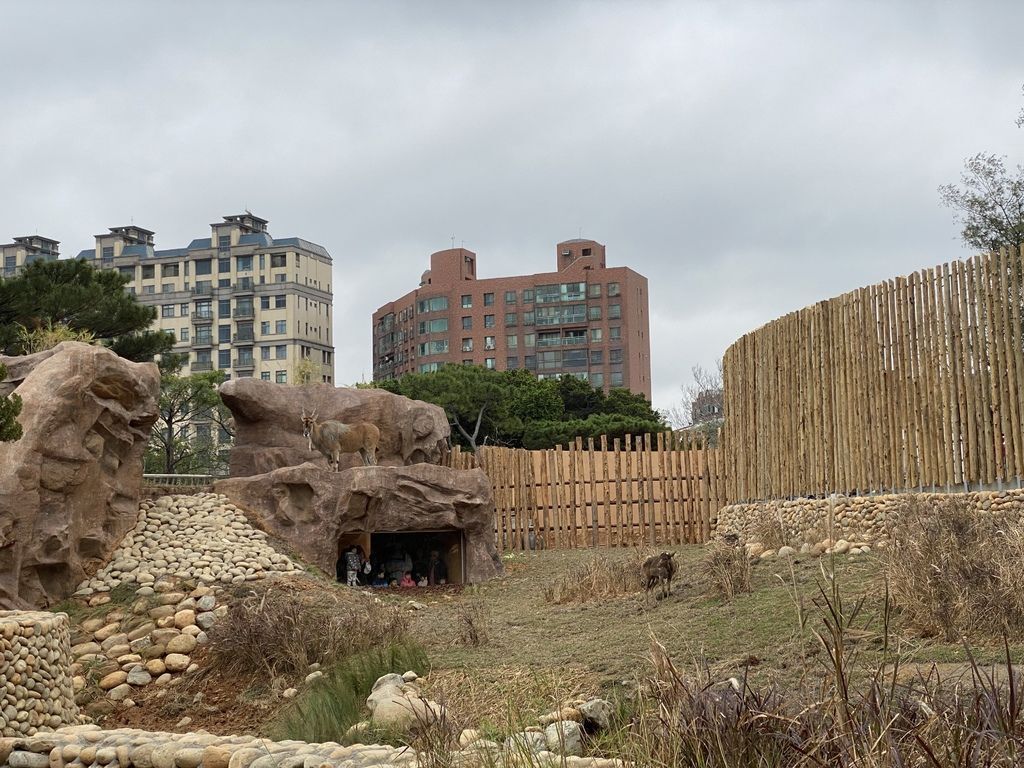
[0, 723, 626, 767]
[74, 493, 297, 595]
[356, 672, 621, 766]
[0, 612, 82, 737]
[69, 583, 227, 709]
[716, 488, 1024, 552]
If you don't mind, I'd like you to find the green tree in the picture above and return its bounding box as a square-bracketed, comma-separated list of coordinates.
[392, 365, 510, 451]
[0, 364, 23, 442]
[0, 259, 175, 361]
[939, 153, 1024, 253]
[145, 368, 230, 474]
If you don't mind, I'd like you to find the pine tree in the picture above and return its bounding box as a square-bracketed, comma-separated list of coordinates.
[0, 364, 23, 442]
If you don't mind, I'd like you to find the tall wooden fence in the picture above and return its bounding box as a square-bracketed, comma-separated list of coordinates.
[448, 433, 725, 550]
[723, 246, 1024, 502]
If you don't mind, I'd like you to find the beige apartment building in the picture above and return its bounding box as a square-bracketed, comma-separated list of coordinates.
[1, 235, 61, 276]
[76, 213, 335, 385]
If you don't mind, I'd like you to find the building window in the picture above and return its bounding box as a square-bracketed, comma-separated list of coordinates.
[260, 296, 270, 310]
[524, 355, 536, 370]
[483, 292, 494, 306]
[271, 253, 286, 268]
[141, 265, 155, 280]
[275, 320, 287, 334]
[418, 340, 449, 355]
[608, 304, 622, 320]
[590, 328, 603, 342]
[218, 278, 231, 288]
[276, 345, 288, 359]
[417, 297, 449, 313]
[118, 266, 135, 282]
[419, 362, 444, 373]
[484, 357, 495, 369]
[260, 371, 270, 381]
[236, 256, 253, 272]
[524, 333, 535, 348]
[179, 327, 189, 342]
[216, 299, 229, 317]
[462, 338, 473, 352]
[161, 283, 174, 293]
[161, 304, 174, 318]
[102, 246, 114, 260]
[461, 295, 472, 308]
[484, 336, 496, 350]
[418, 318, 449, 334]
[588, 283, 602, 298]
[505, 312, 518, 327]
[588, 306, 602, 321]
[591, 372, 604, 387]
[218, 350, 231, 369]
[261, 346, 271, 360]
[590, 350, 604, 365]
[523, 310, 535, 326]
[506, 356, 519, 369]
[609, 326, 621, 340]
[217, 325, 230, 343]
[163, 263, 179, 278]
[506, 334, 518, 349]
[260, 321, 270, 335]
[218, 235, 231, 249]
[275, 294, 286, 309]
[504, 291, 517, 304]
[143, 285, 155, 295]
[484, 315, 495, 328]
[276, 370, 287, 383]
[195, 259, 212, 276]
[610, 348, 623, 364]
[610, 372, 623, 387]
[274, 274, 286, 283]
[462, 316, 472, 330]
[217, 257, 230, 273]
[608, 282, 621, 297]
[462, 359, 473, 365]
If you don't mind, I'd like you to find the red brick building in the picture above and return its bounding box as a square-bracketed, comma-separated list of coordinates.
[371, 239, 651, 398]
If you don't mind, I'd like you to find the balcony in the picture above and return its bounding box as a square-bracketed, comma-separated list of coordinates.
[234, 306, 255, 319]
[192, 336, 214, 348]
[191, 361, 213, 372]
[191, 313, 214, 324]
[234, 278, 255, 294]
[192, 284, 213, 295]
[233, 357, 255, 369]
[233, 331, 254, 343]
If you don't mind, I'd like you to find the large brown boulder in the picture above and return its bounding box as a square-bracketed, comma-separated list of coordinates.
[0, 342, 160, 609]
[219, 379, 450, 477]
[214, 463, 502, 583]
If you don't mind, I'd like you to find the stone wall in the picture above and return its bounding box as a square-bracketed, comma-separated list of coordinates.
[716, 488, 1024, 546]
[0, 611, 80, 737]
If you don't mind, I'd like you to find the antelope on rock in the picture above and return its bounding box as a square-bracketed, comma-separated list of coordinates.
[300, 408, 380, 469]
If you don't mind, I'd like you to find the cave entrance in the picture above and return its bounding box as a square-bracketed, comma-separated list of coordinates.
[367, 530, 465, 586]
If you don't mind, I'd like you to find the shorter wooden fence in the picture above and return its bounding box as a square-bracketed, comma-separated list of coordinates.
[448, 433, 725, 550]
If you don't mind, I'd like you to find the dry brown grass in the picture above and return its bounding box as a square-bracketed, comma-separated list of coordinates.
[454, 601, 490, 647]
[206, 575, 409, 677]
[542, 547, 653, 604]
[704, 540, 752, 601]
[748, 510, 788, 549]
[884, 495, 1024, 642]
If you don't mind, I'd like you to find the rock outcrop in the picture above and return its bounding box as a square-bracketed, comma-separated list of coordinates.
[218, 379, 450, 477]
[215, 463, 503, 583]
[0, 343, 160, 609]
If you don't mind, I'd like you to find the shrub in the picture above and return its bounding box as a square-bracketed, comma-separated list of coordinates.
[883, 495, 1024, 641]
[454, 602, 490, 647]
[17, 321, 95, 353]
[704, 540, 752, 601]
[206, 577, 409, 677]
[270, 643, 429, 744]
[748, 510, 788, 550]
[543, 549, 653, 604]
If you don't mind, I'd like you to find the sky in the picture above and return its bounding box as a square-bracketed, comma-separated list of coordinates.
[2, 1, 1022, 416]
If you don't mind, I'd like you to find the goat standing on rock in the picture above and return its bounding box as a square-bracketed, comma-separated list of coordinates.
[301, 408, 380, 469]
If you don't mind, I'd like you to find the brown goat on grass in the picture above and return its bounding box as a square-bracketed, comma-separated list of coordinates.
[642, 552, 677, 599]
[301, 408, 380, 469]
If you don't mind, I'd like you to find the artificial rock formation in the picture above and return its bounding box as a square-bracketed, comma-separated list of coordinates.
[215, 463, 503, 583]
[218, 379, 450, 477]
[0, 343, 160, 609]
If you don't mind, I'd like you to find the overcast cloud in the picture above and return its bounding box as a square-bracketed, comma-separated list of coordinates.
[2, 1, 1022, 413]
